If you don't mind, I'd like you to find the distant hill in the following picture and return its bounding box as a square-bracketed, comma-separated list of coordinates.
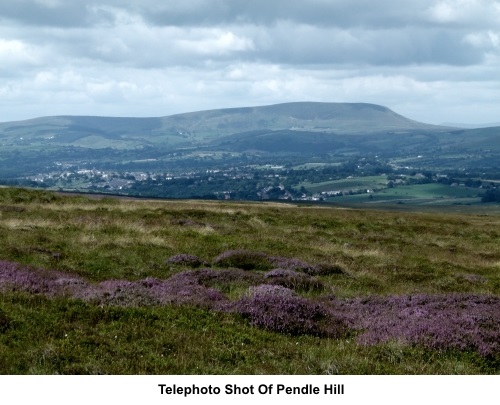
[2, 102, 499, 178]
[157, 102, 447, 136]
[445, 126, 500, 151]
[441, 122, 500, 129]
[0, 102, 449, 151]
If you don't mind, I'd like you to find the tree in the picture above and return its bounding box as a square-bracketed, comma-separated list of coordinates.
[481, 189, 500, 203]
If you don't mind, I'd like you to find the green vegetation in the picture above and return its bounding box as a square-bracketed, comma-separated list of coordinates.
[0, 187, 499, 374]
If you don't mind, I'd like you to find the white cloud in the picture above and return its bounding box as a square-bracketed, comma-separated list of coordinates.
[427, 0, 500, 25]
[175, 31, 254, 55]
[464, 29, 500, 51]
[429, 0, 464, 23]
[488, 31, 500, 48]
[0, 39, 41, 69]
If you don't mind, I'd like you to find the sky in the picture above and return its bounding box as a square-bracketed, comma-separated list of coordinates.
[1, 0, 499, 124]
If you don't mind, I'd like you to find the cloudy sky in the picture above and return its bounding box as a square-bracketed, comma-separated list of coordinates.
[1, 0, 499, 124]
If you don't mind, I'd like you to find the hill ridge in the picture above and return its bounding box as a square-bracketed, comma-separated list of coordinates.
[0, 101, 442, 130]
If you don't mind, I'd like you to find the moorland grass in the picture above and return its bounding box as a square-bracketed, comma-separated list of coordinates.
[0, 187, 499, 374]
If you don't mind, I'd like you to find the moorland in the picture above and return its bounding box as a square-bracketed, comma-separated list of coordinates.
[0, 186, 499, 374]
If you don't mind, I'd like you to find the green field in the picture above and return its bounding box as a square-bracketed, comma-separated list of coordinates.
[0, 187, 499, 374]
[329, 183, 482, 205]
[300, 176, 388, 193]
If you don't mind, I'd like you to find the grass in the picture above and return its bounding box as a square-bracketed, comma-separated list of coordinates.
[377, 183, 479, 199]
[0, 187, 499, 374]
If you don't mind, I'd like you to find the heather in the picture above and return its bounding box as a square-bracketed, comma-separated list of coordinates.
[0, 186, 499, 374]
[1, 259, 498, 366]
[264, 269, 324, 292]
[165, 254, 208, 267]
[234, 285, 347, 338]
[0, 260, 89, 297]
[268, 256, 321, 274]
[212, 249, 340, 276]
[1, 261, 226, 308]
[328, 294, 500, 358]
[212, 249, 273, 270]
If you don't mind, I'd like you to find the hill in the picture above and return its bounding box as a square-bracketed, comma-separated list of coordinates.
[445, 126, 500, 151]
[0, 102, 448, 150]
[157, 102, 445, 137]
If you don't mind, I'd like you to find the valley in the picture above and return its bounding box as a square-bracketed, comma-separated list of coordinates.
[1, 102, 499, 208]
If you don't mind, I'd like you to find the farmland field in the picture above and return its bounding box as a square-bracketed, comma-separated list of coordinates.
[328, 183, 483, 206]
[300, 176, 388, 193]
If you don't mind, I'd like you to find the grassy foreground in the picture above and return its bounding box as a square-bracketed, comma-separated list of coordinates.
[0, 187, 499, 374]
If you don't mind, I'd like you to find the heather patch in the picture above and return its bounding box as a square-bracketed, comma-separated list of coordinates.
[0, 260, 88, 297]
[328, 294, 500, 358]
[0, 261, 227, 309]
[192, 268, 263, 286]
[75, 279, 159, 307]
[212, 250, 273, 270]
[265, 268, 306, 280]
[264, 268, 324, 292]
[234, 285, 347, 338]
[73, 273, 228, 308]
[315, 263, 346, 276]
[268, 256, 320, 274]
[169, 218, 219, 231]
[170, 218, 200, 227]
[247, 284, 296, 297]
[183, 268, 265, 299]
[149, 272, 227, 307]
[459, 273, 488, 284]
[212, 249, 332, 275]
[1, 259, 499, 361]
[165, 254, 208, 268]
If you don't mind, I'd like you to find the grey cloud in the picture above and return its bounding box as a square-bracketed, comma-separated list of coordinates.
[254, 24, 484, 66]
[0, 1, 90, 27]
[5, 21, 484, 72]
[142, 0, 428, 28]
[134, 0, 500, 31]
[1, 0, 495, 70]
[3, 1, 499, 30]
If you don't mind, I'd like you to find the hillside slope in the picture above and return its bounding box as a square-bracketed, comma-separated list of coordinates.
[0, 102, 448, 149]
[157, 102, 446, 137]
